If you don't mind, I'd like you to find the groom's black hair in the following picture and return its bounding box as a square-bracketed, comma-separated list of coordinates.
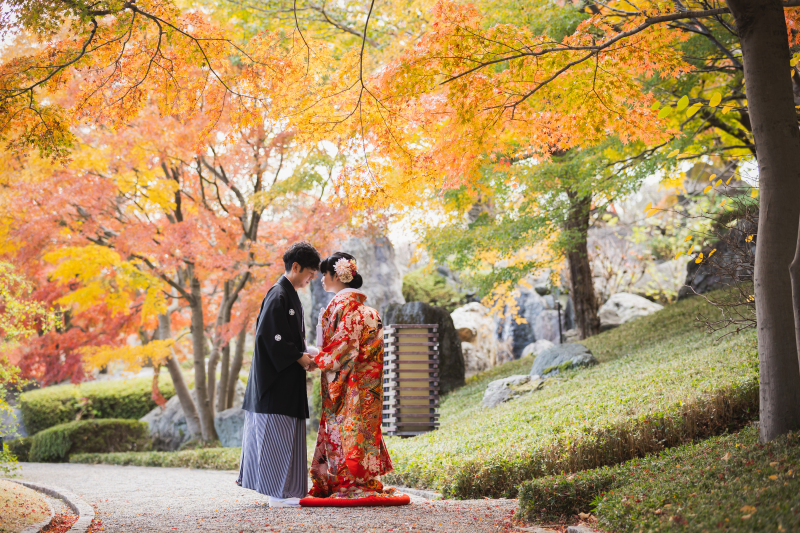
[283, 241, 321, 272]
[320, 251, 364, 289]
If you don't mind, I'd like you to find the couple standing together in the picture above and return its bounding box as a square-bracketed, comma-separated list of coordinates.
[237, 242, 394, 508]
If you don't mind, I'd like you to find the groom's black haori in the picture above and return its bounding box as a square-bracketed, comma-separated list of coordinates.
[241, 274, 309, 418]
[238, 242, 320, 500]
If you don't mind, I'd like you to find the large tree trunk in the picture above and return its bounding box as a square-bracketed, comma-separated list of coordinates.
[226, 327, 247, 410]
[190, 273, 218, 441]
[158, 313, 202, 439]
[208, 281, 238, 412]
[565, 190, 600, 339]
[727, 0, 800, 441]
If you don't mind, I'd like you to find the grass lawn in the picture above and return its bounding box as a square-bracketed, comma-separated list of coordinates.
[519, 425, 800, 532]
[0, 479, 51, 533]
[75, 294, 759, 503]
[381, 294, 758, 498]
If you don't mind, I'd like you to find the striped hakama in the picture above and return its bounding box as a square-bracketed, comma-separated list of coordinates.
[236, 411, 308, 498]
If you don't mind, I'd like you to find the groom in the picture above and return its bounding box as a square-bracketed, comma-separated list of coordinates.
[238, 241, 320, 508]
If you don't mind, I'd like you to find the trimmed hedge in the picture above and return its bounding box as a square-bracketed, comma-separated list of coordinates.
[28, 419, 150, 462]
[518, 426, 800, 532]
[72, 447, 240, 470]
[20, 375, 176, 435]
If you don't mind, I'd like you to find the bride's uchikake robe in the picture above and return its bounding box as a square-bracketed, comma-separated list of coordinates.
[310, 289, 393, 498]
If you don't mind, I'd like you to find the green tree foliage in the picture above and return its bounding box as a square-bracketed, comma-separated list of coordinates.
[424, 139, 660, 297]
[401, 268, 465, 312]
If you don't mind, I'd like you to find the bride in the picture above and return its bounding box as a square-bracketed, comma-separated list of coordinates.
[308, 252, 394, 499]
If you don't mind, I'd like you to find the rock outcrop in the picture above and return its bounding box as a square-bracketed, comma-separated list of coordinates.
[141, 380, 245, 450]
[482, 375, 544, 408]
[383, 301, 465, 393]
[677, 216, 757, 300]
[598, 293, 663, 330]
[530, 343, 597, 377]
[496, 275, 575, 358]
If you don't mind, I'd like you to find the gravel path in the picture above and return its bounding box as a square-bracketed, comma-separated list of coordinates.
[19, 463, 528, 532]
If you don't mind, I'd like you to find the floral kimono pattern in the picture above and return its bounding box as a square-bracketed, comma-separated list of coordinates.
[309, 290, 393, 498]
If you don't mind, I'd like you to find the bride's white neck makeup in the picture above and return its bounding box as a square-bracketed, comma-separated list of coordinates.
[321, 271, 348, 294]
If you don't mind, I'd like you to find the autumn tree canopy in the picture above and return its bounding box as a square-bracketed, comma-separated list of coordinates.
[3, 0, 800, 444]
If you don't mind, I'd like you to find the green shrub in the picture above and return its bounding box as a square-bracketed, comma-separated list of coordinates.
[72, 447, 240, 470]
[519, 467, 619, 521]
[20, 376, 176, 435]
[29, 419, 150, 462]
[383, 293, 760, 498]
[519, 426, 800, 532]
[6, 436, 31, 463]
[402, 268, 465, 312]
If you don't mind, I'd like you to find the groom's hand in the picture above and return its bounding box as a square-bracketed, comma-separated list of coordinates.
[298, 352, 314, 370]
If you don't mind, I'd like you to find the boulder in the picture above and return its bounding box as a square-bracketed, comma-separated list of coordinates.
[530, 343, 597, 377]
[451, 302, 503, 377]
[461, 342, 492, 378]
[141, 380, 245, 451]
[482, 375, 543, 408]
[521, 339, 554, 359]
[564, 328, 580, 343]
[214, 407, 245, 447]
[384, 301, 465, 393]
[598, 293, 663, 330]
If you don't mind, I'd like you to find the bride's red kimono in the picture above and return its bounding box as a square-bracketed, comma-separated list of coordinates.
[309, 289, 394, 498]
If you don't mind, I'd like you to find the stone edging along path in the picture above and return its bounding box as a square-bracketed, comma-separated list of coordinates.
[17, 483, 55, 533]
[4, 478, 95, 533]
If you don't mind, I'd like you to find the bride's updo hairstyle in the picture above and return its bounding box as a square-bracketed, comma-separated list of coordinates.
[320, 252, 363, 289]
